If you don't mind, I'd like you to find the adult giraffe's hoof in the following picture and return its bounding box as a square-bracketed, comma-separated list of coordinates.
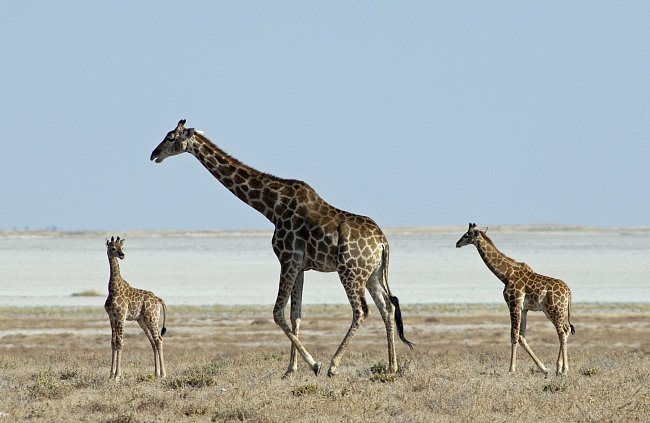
[327, 367, 338, 377]
[313, 362, 322, 376]
[282, 368, 296, 379]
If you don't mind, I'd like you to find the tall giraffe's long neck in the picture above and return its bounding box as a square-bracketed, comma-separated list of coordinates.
[108, 256, 124, 292]
[188, 134, 278, 223]
[474, 234, 518, 284]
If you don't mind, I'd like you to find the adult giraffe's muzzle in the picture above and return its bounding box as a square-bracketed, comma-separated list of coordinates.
[150, 148, 163, 163]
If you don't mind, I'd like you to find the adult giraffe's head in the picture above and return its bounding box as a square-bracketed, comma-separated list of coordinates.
[150, 119, 197, 163]
[455, 222, 482, 248]
[106, 236, 126, 260]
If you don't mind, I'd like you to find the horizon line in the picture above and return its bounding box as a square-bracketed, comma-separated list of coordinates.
[2, 224, 649, 238]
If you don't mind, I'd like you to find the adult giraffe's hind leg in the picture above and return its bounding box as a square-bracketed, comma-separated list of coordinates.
[366, 272, 397, 373]
[327, 280, 368, 377]
[283, 272, 304, 378]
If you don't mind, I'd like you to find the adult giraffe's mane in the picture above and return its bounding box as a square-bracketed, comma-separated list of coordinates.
[193, 132, 307, 187]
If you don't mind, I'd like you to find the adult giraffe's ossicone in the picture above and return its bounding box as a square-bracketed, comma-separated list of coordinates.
[151, 119, 413, 377]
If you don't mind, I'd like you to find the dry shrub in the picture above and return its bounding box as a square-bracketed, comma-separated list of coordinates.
[166, 372, 216, 389]
[369, 362, 397, 383]
[166, 359, 221, 389]
[542, 380, 567, 393]
[580, 367, 598, 376]
[28, 370, 73, 400]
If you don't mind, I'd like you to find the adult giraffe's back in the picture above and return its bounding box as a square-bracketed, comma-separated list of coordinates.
[150, 119, 413, 377]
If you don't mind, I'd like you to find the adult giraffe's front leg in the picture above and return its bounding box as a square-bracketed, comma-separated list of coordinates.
[283, 272, 304, 378]
[273, 261, 321, 377]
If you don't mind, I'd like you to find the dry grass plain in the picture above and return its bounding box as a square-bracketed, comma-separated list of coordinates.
[0, 303, 648, 422]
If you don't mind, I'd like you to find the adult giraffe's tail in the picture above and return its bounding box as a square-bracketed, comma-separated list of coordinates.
[159, 298, 168, 337]
[382, 246, 415, 350]
[568, 291, 575, 335]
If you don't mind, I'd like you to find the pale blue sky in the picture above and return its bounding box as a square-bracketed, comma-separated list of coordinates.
[2, 2, 648, 231]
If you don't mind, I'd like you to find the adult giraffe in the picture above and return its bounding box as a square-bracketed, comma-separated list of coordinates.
[150, 119, 413, 377]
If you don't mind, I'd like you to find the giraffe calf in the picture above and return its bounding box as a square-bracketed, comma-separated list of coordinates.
[104, 236, 167, 380]
[456, 224, 575, 376]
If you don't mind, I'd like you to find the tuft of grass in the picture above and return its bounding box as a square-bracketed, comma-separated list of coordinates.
[166, 360, 222, 389]
[211, 405, 255, 422]
[28, 372, 72, 399]
[291, 383, 320, 396]
[370, 362, 388, 374]
[580, 367, 598, 377]
[166, 372, 216, 389]
[103, 415, 137, 423]
[542, 381, 567, 393]
[182, 405, 210, 417]
[71, 290, 104, 297]
[59, 369, 78, 380]
[370, 362, 397, 383]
